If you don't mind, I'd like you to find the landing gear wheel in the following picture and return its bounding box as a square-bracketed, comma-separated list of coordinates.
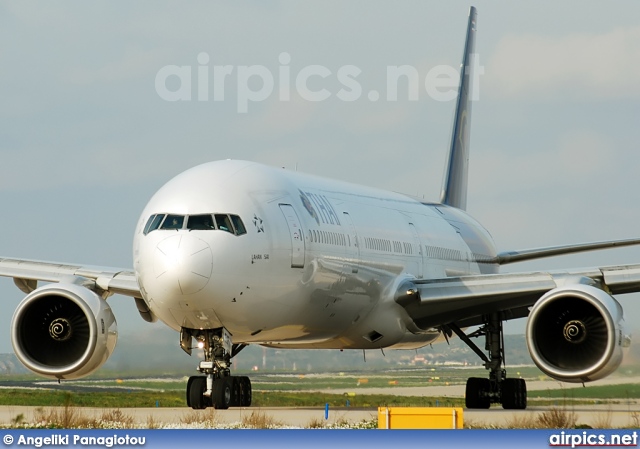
[186, 376, 194, 408]
[229, 377, 241, 407]
[465, 377, 490, 409]
[187, 376, 207, 410]
[237, 376, 252, 407]
[501, 378, 527, 410]
[213, 377, 232, 410]
[230, 376, 249, 407]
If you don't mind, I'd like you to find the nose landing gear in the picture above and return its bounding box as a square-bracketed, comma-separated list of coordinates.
[182, 327, 252, 410]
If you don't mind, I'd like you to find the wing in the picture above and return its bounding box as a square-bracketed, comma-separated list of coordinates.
[397, 264, 640, 330]
[0, 257, 140, 297]
[496, 237, 640, 265]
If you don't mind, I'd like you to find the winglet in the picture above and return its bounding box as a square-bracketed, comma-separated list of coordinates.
[440, 6, 478, 211]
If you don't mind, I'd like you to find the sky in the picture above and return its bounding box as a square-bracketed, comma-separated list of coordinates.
[1, 1, 640, 361]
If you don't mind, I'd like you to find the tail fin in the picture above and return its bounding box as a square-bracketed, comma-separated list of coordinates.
[440, 6, 478, 211]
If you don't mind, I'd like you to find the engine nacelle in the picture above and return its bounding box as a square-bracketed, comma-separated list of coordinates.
[526, 284, 628, 383]
[11, 282, 117, 380]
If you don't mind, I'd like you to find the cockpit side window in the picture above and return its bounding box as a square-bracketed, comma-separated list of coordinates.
[160, 214, 184, 230]
[230, 215, 247, 235]
[215, 214, 234, 234]
[143, 215, 156, 235]
[145, 214, 166, 235]
[187, 214, 215, 230]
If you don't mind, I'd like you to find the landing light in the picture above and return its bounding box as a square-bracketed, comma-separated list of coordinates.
[197, 341, 205, 349]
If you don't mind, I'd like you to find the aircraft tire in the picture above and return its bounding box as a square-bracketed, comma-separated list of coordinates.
[213, 377, 232, 410]
[239, 376, 252, 407]
[465, 377, 490, 409]
[186, 376, 193, 408]
[188, 376, 208, 410]
[229, 376, 241, 407]
[501, 378, 527, 410]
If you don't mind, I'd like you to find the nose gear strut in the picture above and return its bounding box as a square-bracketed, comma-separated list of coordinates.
[181, 327, 252, 410]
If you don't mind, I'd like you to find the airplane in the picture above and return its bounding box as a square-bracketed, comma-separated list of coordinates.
[1, 6, 638, 410]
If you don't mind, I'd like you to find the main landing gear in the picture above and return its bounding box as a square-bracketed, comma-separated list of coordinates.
[181, 327, 252, 410]
[446, 313, 527, 410]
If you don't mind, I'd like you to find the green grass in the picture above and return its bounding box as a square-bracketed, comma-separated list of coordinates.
[252, 391, 466, 408]
[0, 388, 464, 408]
[225, 365, 546, 391]
[2, 365, 638, 409]
[3, 365, 538, 393]
[59, 380, 187, 391]
[529, 383, 640, 400]
[0, 388, 602, 409]
[0, 389, 186, 408]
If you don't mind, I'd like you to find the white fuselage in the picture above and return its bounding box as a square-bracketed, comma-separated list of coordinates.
[133, 160, 498, 350]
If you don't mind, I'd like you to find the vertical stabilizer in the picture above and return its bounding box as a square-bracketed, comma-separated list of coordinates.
[440, 6, 477, 211]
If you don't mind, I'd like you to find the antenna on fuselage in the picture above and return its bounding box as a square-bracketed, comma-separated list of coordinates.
[439, 6, 478, 211]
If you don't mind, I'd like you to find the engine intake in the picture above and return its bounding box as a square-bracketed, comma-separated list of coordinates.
[11, 282, 117, 380]
[526, 284, 627, 383]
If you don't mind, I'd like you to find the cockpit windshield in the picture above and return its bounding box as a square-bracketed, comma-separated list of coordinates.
[161, 214, 184, 230]
[143, 213, 247, 236]
[187, 214, 215, 230]
[215, 214, 234, 233]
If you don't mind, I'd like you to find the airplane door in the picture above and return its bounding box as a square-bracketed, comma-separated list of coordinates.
[279, 204, 305, 268]
[408, 223, 424, 278]
[342, 212, 359, 274]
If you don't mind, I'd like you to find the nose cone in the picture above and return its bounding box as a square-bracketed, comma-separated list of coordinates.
[154, 234, 213, 295]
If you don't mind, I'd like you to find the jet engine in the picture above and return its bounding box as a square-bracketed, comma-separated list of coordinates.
[11, 282, 117, 380]
[526, 284, 628, 383]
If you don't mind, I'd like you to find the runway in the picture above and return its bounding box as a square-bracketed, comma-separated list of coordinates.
[1, 403, 638, 428]
[303, 375, 640, 398]
[1, 376, 639, 428]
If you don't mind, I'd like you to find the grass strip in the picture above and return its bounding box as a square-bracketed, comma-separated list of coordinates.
[0, 388, 605, 409]
[0, 388, 465, 408]
[529, 383, 640, 399]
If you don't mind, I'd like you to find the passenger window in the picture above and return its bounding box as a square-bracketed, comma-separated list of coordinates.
[187, 214, 215, 230]
[146, 214, 165, 234]
[230, 215, 247, 235]
[161, 214, 184, 230]
[215, 214, 234, 234]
